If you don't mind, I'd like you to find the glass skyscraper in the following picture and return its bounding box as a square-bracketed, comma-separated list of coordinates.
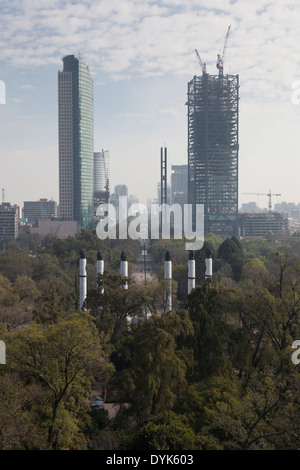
[58, 53, 94, 229]
[94, 150, 110, 193]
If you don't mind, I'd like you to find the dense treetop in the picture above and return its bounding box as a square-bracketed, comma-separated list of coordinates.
[0, 230, 299, 450]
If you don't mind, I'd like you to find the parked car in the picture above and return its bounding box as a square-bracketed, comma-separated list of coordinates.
[90, 395, 104, 409]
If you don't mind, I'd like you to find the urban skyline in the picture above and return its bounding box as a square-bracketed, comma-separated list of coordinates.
[1, 1, 300, 451]
[1, 1, 300, 213]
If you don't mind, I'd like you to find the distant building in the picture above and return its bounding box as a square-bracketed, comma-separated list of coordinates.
[291, 209, 300, 223]
[92, 151, 110, 220]
[94, 150, 110, 193]
[239, 212, 288, 237]
[115, 185, 128, 197]
[93, 190, 109, 220]
[128, 195, 139, 205]
[23, 199, 58, 225]
[0, 203, 19, 240]
[274, 201, 297, 219]
[241, 202, 260, 213]
[58, 53, 94, 229]
[171, 165, 188, 207]
[30, 219, 80, 239]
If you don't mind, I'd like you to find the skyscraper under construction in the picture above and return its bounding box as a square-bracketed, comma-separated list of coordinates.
[187, 27, 239, 237]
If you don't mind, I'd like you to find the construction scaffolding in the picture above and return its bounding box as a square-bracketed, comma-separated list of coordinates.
[187, 73, 239, 237]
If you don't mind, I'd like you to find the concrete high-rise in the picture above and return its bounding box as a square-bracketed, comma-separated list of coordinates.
[0, 203, 19, 241]
[58, 53, 94, 229]
[187, 71, 239, 237]
[23, 199, 58, 225]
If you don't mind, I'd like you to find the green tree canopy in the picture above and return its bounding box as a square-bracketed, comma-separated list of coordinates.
[7, 313, 106, 449]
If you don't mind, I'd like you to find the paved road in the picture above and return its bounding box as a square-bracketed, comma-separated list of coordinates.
[132, 249, 157, 284]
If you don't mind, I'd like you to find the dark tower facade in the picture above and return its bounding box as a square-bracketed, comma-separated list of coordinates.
[187, 72, 239, 237]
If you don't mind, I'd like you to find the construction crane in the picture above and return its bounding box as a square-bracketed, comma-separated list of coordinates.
[216, 25, 231, 76]
[195, 49, 206, 74]
[242, 190, 281, 213]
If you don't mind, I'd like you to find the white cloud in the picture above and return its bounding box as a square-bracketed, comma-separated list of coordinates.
[1, 0, 299, 100]
[19, 84, 36, 90]
[159, 105, 182, 116]
[2, 0, 300, 206]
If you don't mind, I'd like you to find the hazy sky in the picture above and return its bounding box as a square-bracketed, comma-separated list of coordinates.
[1, 0, 300, 211]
